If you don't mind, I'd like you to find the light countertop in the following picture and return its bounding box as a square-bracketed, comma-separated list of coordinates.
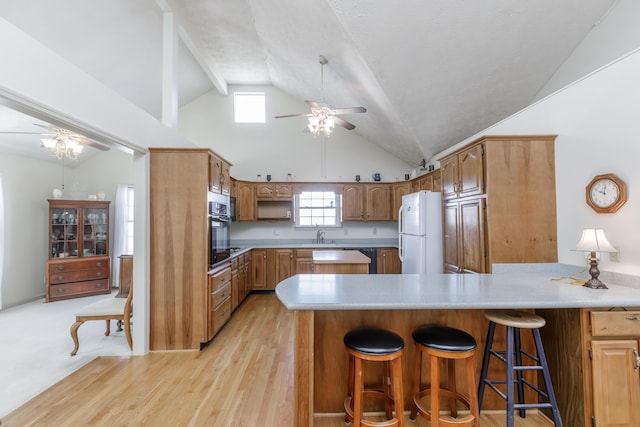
[312, 250, 371, 264]
[275, 273, 640, 310]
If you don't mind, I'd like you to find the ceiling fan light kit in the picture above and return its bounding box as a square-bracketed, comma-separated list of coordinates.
[275, 55, 366, 138]
[41, 135, 84, 160]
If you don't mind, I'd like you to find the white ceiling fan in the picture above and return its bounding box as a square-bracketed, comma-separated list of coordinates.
[275, 55, 366, 137]
[0, 123, 109, 159]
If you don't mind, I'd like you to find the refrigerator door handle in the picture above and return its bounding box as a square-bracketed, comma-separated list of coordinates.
[398, 205, 404, 234]
[398, 233, 404, 262]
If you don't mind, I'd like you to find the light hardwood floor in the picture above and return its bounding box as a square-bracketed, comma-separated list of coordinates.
[3, 293, 553, 426]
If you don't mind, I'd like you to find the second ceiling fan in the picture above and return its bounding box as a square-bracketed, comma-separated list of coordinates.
[275, 55, 366, 136]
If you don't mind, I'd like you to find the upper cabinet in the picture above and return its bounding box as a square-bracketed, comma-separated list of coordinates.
[441, 143, 485, 200]
[392, 182, 411, 221]
[209, 153, 232, 195]
[342, 183, 391, 221]
[256, 183, 292, 200]
[237, 181, 256, 222]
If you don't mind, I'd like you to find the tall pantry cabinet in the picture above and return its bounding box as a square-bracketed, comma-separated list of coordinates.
[439, 135, 558, 273]
[149, 148, 232, 350]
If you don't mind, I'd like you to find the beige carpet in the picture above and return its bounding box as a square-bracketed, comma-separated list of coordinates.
[0, 292, 131, 417]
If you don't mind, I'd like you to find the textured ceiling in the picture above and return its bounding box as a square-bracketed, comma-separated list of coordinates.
[0, 0, 617, 165]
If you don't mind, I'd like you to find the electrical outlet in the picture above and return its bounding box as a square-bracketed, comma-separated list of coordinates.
[372, 227, 377, 235]
[610, 246, 620, 262]
[273, 228, 279, 236]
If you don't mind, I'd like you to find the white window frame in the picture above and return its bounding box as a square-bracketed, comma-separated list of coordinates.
[294, 191, 342, 228]
[125, 185, 134, 255]
[234, 92, 266, 123]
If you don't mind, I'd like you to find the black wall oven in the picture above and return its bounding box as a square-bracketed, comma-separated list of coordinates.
[209, 192, 231, 267]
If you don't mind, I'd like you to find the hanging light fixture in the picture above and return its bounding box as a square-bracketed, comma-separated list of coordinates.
[41, 134, 84, 160]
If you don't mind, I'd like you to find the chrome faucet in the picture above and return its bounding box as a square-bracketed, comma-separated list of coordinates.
[316, 229, 325, 244]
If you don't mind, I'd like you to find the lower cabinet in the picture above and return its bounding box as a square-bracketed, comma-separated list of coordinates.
[377, 248, 400, 274]
[443, 198, 488, 273]
[539, 307, 640, 427]
[251, 249, 268, 290]
[208, 264, 232, 341]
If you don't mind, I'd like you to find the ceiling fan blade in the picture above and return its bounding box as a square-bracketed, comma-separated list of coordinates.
[330, 106, 367, 115]
[305, 100, 321, 109]
[0, 131, 53, 135]
[275, 113, 313, 119]
[333, 116, 356, 130]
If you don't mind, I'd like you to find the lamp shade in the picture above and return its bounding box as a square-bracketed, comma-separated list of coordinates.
[573, 228, 617, 253]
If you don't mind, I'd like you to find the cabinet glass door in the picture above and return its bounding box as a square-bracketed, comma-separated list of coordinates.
[83, 207, 109, 256]
[50, 207, 78, 258]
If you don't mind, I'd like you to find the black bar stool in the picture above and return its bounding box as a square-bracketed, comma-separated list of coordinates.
[477, 309, 562, 427]
[409, 325, 479, 426]
[343, 327, 405, 427]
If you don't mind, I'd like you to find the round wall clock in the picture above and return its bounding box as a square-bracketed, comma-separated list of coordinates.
[586, 173, 627, 213]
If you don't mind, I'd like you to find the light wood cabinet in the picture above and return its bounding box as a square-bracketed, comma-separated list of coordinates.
[209, 153, 232, 195]
[256, 183, 292, 200]
[342, 183, 391, 221]
[539, 307, 640, 427]
[149, 148, 212, 350]
[267, 248, 295, 289]
[251, 249, 267, 290]
[439, 135, 557, 273]
[237, 181, 256, 221]
[46, 199, 111, 302]
[432, 169, 441, 192]
[208, 263, 232, 340]
[392, 182, 411, 221]
[443, 198, 488, 273]
[441, 143, 484, 200]
[377, 247, 400, 274]
[342, 184, 365, 220]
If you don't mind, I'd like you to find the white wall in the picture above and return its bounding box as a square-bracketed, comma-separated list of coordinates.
[435, 48, 640, 276]
[178, 85, 413, 182]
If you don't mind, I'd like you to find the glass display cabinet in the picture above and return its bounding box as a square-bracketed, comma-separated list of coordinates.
[46, 199, 111, 302]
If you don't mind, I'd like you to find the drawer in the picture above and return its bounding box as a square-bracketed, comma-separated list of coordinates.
[49, 257, 110, 273]
[211, 298, 231, 336]
[231, 257, 239, 269]
[49, 279, 110, 300]
[49, 268, 109, 284]
[209, 266, 231, 291]
[591, 310, 640, 337]
[211, 282, 231, 309]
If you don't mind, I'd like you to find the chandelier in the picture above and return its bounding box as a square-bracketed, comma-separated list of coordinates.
[41, 133, 84, 160]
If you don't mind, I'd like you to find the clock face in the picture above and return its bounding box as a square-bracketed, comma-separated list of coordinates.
[586, 173, 627, 213]
[589, 178, 620, 208]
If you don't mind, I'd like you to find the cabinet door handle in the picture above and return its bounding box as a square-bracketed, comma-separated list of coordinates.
[634, 348, 640, 372]
[626, 315, 640, 321]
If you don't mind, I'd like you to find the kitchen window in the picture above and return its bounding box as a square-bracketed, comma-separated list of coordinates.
[234, 92, 266, 123]
[295, 191, 341, 228]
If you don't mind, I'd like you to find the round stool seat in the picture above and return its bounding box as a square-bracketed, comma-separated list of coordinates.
[413, 325, 477, 352]
[344, 327, 404, 355]
[484, 309, 546, 329]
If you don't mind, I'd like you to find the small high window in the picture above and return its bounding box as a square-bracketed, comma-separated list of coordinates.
[234, 92, 266, 123]
[295, 191, 342, 228]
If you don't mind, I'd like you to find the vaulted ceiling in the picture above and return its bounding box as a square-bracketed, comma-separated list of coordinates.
[0, 0, 617, 165]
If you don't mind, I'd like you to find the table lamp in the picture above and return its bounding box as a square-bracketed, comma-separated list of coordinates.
[573, 228, 617, 289]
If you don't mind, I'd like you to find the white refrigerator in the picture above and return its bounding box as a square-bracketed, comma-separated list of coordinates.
[398, 190, 443, 274]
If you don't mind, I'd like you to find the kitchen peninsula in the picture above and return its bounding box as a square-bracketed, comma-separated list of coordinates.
[276, 273, 640, 427]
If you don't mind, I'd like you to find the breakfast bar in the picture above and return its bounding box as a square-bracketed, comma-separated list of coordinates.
[276, 273, 640, 427]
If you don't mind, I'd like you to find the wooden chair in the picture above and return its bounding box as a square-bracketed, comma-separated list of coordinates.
[70, 283, 133, 356]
